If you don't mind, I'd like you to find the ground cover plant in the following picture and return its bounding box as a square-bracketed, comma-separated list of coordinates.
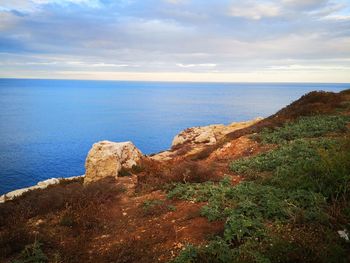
[1, 90, 350, 263]
[169, 113, 350, 263]
[255, 115, 350, 144]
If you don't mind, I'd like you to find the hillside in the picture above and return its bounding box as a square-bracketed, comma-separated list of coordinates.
[1, 89, 350, 263]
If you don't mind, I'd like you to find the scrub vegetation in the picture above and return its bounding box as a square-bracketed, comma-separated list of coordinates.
[1, 90, 350, 263]
[168, 102, 350, 263]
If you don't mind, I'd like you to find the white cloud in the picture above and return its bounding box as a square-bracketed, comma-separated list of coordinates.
[323, 14, 350, 20]
[282, 0, 328, 10]
[229, 2, 281, 20]
[0, 0, 101, 12]
[33, 0, 101, 8]
[176, 63, 217, 68]
[0, 0, 350, 82]
[164, 0, 188, 4]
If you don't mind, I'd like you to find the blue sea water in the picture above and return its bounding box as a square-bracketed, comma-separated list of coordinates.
[0, 79, 348, 194]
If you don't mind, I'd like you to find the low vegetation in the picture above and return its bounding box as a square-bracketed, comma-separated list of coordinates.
[255, 115, 349, 144]
[1, 90, 349, 262]
[169, 111, 350, 262]
[0, 177, 125, 262]
[12, 240, 48, 263]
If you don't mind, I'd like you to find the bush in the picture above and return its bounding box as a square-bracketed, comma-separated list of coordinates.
[224, 214, 265, 243]
[230, 138, 338, 175]
[168, 178, 327, 224]
[141, 199, 165, 215]
[257, 115, 349, 144]
[270, 143, 350, 201]
[168, 176, 334, 262]
[230, 136, 350, 201]
[170, 238, 235, 263]
[167, 160, 219, 183]
[0, 177, 124, 226]
[12, 240, 48, 263]
[59, 214, 75, 227]
[171, 113, 350, 262]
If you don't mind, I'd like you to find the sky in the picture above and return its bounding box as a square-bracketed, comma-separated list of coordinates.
[0, 0, 350, 82]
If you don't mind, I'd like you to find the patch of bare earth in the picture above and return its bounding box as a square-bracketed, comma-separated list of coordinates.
[1, 175, 224, 263]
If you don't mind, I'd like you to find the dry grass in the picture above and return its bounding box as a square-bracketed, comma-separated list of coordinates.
[0, 177, 125, 260]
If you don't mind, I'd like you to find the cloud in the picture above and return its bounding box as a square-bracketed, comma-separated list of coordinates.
[176, 63, 217, 68]
[0, 0, 101, 12]
[164, 0, 187, 4]
[282, 0, 329, 10]
[229, 2, 281, 20]
[0, 0, 349, 82]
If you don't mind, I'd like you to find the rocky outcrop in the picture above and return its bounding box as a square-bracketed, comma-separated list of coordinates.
[172, 124, 223, 147]
[84, 141, 143, 184]
[0, 176, 84, 203]
[152, 117, 263, 161]
[172, 118, 263, 148]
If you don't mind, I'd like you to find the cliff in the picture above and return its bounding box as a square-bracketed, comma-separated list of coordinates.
[1, 89, 350, 263]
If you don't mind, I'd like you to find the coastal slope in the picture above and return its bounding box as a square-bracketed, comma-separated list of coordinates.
[1, 89, 350, 263]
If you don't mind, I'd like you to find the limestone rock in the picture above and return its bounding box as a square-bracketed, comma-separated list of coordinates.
[84, 141, 142, 184]
[0, 175, 84, 203]
[171, 118, 263, 149]
[150, 117, 264, 160]
[172, 124, 223, 148]
[37, 178, 60, 187]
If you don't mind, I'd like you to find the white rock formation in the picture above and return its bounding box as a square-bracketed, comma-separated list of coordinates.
[151, 117, 263, 161]
[0, 176, 84, 203]
[172, 124, 223, 147]
[171, 118, 263, 148]
[84, 141, 143, 184]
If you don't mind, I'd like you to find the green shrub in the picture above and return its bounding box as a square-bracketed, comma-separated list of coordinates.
[167, 205, 177, 211]
[170, 116, 350, 263]
[142, 199, 164, 210]
[270, 145, 350, 201]
[224, 214, 265, 243]
[231, 136, 350, 201]
[141, 199, 168, 216]
[170, 238, 235, 263]
[59, 214, 75, 227]
[168, 178, 327, 224]
[266, 138, 349, 201]
[118, 168, 131, 177]
[257, 115, 349, 144]
[12, 240, 48, 263]
[168, 177, 332, 262]
[230, 138, 338, 175]
[131, 164, 144, 173]
[170, 244, 198, 263]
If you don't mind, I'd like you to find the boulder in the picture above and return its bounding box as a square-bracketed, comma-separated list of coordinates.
[84, 141, 143, 184]
[171, 118, 263, 149]
[37, 178, 60, 187]
[172, 125, 223, 148]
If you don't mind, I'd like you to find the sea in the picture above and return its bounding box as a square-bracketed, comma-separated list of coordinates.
[0, 79, 348, 194]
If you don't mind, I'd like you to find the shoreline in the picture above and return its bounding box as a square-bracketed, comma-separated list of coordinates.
[0, 116, 264, 202]
[0, 175, 84, 203]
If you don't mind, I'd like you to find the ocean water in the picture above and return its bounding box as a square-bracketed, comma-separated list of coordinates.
[0, 79, 348, 194]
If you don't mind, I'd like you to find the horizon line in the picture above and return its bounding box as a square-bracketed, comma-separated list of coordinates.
[1, 77, 349, 85]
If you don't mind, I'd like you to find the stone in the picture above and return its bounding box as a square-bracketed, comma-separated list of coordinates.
[194, 129, 217, 144]
[171, 118, 263, 149]
[172, 125, 222, 148]
[338, 230, 349, 242]
[84, 140, 143, 183]
[37, 178, 60, 187]
[0, 175, 85, 203]
[152, 117, 264, 161]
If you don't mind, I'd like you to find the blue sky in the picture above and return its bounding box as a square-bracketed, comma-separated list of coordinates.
[0, 0, 350, 82]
